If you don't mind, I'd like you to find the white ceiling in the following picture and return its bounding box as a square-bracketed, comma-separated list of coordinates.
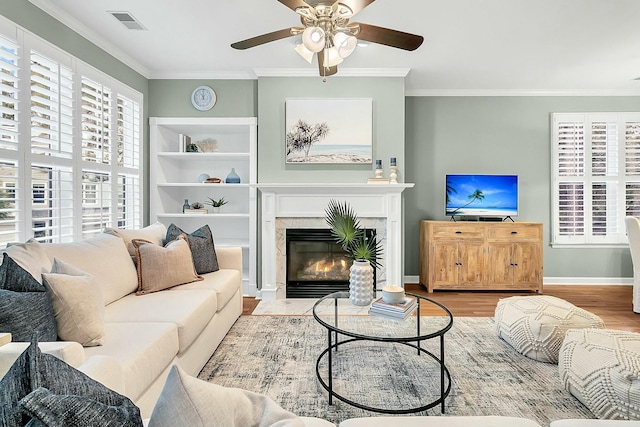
[28, 0, 640, 95]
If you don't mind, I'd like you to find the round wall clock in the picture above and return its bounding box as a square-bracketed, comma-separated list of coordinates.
[191, 86, 216, 111]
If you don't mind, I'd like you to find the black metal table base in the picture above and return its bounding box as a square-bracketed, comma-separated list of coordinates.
[315, 336, 452, 414]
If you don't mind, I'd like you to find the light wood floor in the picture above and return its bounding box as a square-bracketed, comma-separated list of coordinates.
[244, 284, 640, 332]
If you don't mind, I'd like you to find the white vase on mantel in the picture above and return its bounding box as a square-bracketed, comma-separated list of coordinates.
[349, 259, 374, 306]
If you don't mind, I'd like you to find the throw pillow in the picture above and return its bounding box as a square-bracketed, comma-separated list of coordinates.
[0, 253, 57, 342]
[42, 259, 105, 347]
[165, 223, 219, 274]
[133, 235, 202, 295]
[0, 336, 142, 427]
[104, 222, 167, 260]
[5, 238, 52, 284]
[149, 365, 305, 427]
[20, 387, 141, 427]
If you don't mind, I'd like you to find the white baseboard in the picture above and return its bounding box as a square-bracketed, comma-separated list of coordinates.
[402, 275, 632, 286]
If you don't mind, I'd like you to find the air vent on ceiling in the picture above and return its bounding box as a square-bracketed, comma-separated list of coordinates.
[109, 11, 147, 31]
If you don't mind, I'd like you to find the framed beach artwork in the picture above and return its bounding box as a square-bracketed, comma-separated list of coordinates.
[285, 98, 373, 164]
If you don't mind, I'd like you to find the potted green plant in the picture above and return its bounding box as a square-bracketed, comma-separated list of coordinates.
[324, 199, 383, 268]
[205, 196, 228, 213]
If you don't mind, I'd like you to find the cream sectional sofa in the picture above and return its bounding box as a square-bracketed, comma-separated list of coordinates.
[0, 231, 243, 418]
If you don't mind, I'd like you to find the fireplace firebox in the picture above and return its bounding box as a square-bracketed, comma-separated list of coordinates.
[286, 228, 376, 298]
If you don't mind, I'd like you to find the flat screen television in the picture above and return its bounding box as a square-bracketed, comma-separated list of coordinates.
[445, 174, 518, 219]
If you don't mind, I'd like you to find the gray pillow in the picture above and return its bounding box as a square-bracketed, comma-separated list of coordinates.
[165, 224, 219, 274]
[0, 253, 57, 342]
[0, 335, 142, 427]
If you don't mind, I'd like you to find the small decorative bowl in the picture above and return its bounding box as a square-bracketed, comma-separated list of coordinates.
[381, 285, 405, 304]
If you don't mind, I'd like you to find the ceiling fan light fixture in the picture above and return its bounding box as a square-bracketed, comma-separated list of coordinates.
[333, 32, 357, 58]
[294, 43, 314, 64]
[323, 46, 344, 68]
[302, 27, 325, 53]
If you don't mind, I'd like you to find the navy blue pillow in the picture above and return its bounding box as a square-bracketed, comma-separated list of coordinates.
[0, 336, 143, 427]
[165, 224, 219, 274]
[0, 253, 57, 342]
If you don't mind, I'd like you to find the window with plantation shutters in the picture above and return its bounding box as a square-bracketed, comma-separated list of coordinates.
[0, 18, 143, 248]
[552, 113, 640, 246]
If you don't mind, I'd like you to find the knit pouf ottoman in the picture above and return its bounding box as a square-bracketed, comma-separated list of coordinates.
[494, 295, 605, 363]
[558, 329, 640, 420]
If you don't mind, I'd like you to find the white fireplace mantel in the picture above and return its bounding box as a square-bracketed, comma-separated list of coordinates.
[257, 183, 414, 300]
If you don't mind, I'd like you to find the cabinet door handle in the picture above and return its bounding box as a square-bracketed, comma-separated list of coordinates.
[455, 231, 462, 234]
[511, 231, 518, 234]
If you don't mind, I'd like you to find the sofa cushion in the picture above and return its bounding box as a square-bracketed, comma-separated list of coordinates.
[5, 238, 52, 284]
[40, 234, 138, 305]
[148, 365, 305, 427]
[133, 236, 202, 295]
[104, 289, 216, 354]
[104, 222, 167, 261]
[83, 322, 179, 401]
[0, 336, 142, 427]
[165, 224, 219, 274]
[0, 253, 57, 342]
[43, 259, 105, 347]
[174, 268, 241, 312]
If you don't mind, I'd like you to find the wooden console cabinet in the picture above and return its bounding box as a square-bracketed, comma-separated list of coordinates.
[419, 221, 543, 293]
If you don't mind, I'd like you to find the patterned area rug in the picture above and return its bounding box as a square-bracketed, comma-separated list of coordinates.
[198, 316, 592, 426]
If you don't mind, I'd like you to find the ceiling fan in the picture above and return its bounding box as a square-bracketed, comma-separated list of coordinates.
[230, 0, 424, 77]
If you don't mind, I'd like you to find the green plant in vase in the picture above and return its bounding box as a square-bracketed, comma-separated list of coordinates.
[205, 196, 228, 213]
[324, 199, 382, 269]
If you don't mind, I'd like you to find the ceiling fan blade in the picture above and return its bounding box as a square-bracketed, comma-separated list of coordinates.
[231, 28, 295, 50]
[277, 0, 311, 12]
[337, 0, 376, 15]
[354, 22, 424, 51]
[317, 50, 338, 77]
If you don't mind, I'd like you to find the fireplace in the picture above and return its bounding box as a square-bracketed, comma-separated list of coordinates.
[286, 228, 376, 298]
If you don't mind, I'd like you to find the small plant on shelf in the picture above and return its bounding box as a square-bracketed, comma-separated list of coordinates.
[190, 202, 205, 209]
[205, 197, 228, 208]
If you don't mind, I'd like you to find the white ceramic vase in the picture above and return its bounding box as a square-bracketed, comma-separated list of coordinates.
[349, 259, 374, 306]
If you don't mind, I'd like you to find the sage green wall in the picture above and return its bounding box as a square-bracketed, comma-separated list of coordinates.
[148, 80, 257, 117]
[405, 96, 640, 279]
[257, 76, 405, 183]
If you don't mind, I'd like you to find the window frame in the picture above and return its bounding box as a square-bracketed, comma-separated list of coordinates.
[551, 112, 640, 248]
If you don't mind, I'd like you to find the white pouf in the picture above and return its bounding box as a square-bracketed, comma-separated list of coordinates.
[495, 295, 605, 363]
[559, 329, 640, 420]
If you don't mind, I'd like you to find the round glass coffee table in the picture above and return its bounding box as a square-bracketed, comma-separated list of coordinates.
[312, 290, 453, 414]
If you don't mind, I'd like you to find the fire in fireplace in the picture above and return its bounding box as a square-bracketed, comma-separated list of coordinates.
[286, 228, 376, 298]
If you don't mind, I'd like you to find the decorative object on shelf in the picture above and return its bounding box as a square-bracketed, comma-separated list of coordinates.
[205, 197, 228, 213]
[198, 173, 210, 183]
[195, 138, 218, 153]
[225, 168, 241, 184]
[325, 199, 383, 306]
[178, 134, 191, 152]
[389, 157, 398, 184]
[349, 259, 374, 306]
[185, 201, 207, 214]
[182, 199, 190, 213]
[190, 85, 216, 111]
[185, 143, 199, 153]
[368, 159, 390, 184]
[204, 177, 222, 184]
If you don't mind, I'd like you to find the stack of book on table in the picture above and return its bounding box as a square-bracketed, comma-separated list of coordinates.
[368, 296, 418, 320]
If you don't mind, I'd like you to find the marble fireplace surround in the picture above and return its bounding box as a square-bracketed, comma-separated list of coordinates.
[256, 183, 414, 300]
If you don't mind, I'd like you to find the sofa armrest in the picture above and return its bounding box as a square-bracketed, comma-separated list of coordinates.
[78, 355, 125, 395]
[0, 341, 85, 378]
[216, 246, 242, 272]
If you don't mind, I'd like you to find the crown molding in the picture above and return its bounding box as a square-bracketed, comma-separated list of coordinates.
[149, 71, 258, 80]
[28, 0, 151, 78]
[406, 88, 640, 97]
